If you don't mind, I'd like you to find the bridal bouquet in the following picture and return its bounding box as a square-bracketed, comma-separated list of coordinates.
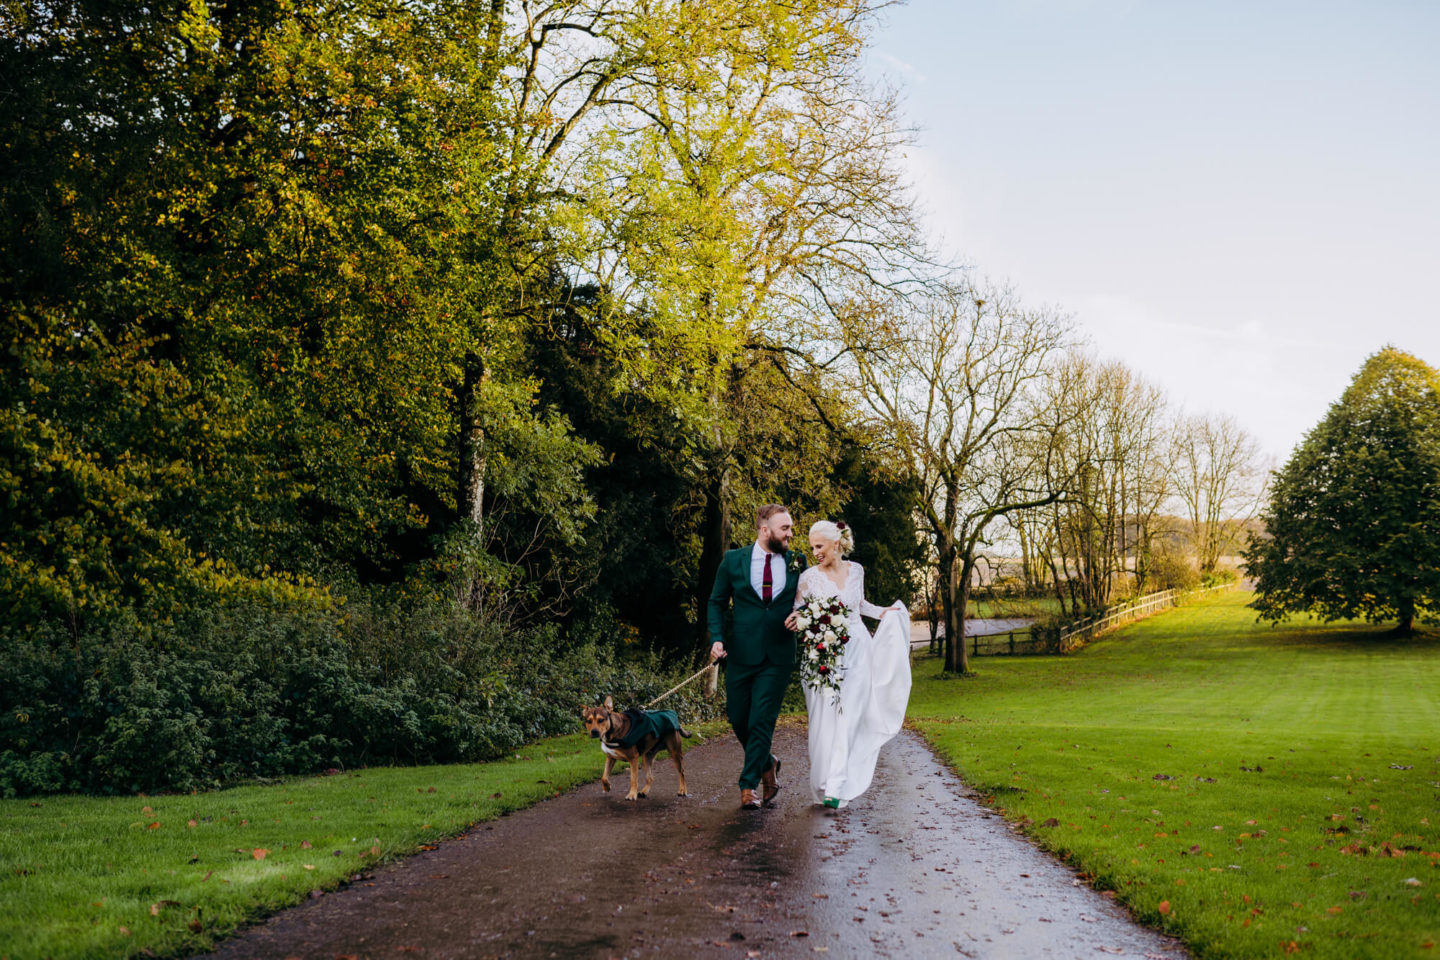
[794, 596, 851, 703]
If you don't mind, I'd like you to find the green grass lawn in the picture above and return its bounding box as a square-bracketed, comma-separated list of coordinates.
[910, 590, 1440, 959]
[0, 734, 623, 960]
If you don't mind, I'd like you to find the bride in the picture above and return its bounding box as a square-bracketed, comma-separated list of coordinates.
[785, 520, 912, 808]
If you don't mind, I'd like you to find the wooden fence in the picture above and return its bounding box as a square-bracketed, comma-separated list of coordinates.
[965, 625, 1044, 657]
[1055, 581, 1239, 652]
[914, 581, 1240, 659]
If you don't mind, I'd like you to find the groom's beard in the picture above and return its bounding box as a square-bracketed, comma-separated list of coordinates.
[764, 534, 788, 554]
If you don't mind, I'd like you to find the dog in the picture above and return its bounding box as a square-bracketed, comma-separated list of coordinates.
[580, 696, 692, 801]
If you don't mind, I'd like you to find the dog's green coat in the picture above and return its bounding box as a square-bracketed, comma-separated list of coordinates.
[612, 708, 684, 749]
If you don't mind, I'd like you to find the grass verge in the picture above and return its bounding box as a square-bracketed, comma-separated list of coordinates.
[910, 590, 1440, 959]
[1, 730, 646, 959]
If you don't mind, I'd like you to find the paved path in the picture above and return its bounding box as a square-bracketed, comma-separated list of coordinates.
[205, 722, 1187, 960]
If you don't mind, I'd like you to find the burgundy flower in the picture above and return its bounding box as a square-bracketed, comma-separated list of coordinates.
[836, 521, 847, 530]
[818, 614, 831, 625]
[815, 642, 826, 652]
[817, 665, 829, 674]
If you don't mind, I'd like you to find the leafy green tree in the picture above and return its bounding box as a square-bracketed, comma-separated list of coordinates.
[0, 1, 598, 624]
[1246, 348, 1440, 634]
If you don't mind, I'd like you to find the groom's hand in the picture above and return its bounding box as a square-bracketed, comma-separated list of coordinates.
[710, 641, 727, 660]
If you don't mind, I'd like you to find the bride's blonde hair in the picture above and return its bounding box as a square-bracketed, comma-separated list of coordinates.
[810, 519, 855, 556]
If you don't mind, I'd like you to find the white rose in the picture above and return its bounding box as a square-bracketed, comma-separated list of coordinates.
[824, 629, 836, 642]
[795, 615, 810, 630]
[808, 648, 820, 660]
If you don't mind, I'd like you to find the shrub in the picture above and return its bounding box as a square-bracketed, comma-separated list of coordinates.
[0, 597, 725, 797]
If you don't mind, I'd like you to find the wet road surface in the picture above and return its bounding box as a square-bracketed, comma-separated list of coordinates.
[205, 720, 1188, 959]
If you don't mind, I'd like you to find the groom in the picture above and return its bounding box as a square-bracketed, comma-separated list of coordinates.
[707, 504, 805, 809]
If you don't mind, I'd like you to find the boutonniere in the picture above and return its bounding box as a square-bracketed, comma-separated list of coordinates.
[787, 551, 804, 573]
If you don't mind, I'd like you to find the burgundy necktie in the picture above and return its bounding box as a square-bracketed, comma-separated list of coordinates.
[762, 553, 774, 603]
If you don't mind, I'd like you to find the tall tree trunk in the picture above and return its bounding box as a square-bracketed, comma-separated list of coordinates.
[937, 538, 959, 673]
[456, 353, 487, 530]
[1398, 596, 1416, 636]
[455, 353, 488, 610]
[956, 553, 974, 674]
[696, 463, 733, 645]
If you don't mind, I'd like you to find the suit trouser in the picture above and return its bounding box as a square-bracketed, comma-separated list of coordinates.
[724, 657, 793, 789]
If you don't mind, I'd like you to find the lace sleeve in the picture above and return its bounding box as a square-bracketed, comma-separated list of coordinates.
[854, 564, 890, 620]
[793, 567, 811, 610]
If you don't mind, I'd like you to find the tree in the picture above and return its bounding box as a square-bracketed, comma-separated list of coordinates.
[0, 0, 609, 627]
[1019, 353, 1174, 614]
[849, 282, 1070, 673]
[1247, 347, 1440, 634]
[1173, 413, 1265, 576]
[501, 0, 923, 638]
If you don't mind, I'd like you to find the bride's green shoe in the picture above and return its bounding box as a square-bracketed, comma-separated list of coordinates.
[822, 796, 840, 809]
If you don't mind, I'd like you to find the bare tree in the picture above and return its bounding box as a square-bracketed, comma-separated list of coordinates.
[848, 281, 1070, 673]
[1023, 353, 1175, 613]
[1171, 413, 1266, 575]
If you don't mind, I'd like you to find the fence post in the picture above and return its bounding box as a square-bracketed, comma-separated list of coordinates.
[973, 632, 979, 658]
[1009, 631, 1015, 655]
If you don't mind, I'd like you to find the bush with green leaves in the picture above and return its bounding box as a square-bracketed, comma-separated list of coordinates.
[0, 598, 724, 798]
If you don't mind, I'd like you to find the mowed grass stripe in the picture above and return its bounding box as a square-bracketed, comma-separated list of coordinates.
[911, 590, 1440, 960]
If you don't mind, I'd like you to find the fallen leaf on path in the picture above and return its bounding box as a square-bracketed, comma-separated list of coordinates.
[1158, 900, 1172, 916]
[301, 840, 312, 849]
[118, 927, 130, 936]
[252, 848, 269, 860]
[147, 822, 161, 830]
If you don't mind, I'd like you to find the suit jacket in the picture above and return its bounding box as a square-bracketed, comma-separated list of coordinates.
[707, 546, 806, 666]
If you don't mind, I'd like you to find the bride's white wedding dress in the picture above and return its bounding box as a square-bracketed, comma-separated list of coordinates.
[794, 562, 912, 807]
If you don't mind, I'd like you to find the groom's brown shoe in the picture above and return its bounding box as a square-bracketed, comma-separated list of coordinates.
[761, 756, 782, 807]
[740, 788, 761, 809]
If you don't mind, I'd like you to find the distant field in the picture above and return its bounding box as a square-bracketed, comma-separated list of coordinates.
[910, 591, 1440, 959]
[966, 596, 1066, 619]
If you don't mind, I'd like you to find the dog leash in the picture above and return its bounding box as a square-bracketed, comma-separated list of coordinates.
[643, 658, 719, 709]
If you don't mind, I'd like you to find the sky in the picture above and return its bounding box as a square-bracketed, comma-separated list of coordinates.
[866, 0, 1439, 460]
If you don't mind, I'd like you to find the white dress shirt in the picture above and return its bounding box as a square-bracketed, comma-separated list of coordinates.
[749, 541, 787, 600]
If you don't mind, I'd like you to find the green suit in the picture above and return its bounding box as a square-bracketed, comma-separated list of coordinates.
[707, 545, 806, 789]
